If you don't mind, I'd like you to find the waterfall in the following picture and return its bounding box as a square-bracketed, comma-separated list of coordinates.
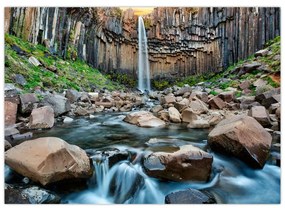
[138, 16, 151, 92]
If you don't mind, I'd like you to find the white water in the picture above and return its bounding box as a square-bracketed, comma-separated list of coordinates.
[138, 16, 151, 92]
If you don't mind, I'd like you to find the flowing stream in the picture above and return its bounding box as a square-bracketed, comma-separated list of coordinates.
[6, 113, 280, 204]
[138, 16, 151, 92]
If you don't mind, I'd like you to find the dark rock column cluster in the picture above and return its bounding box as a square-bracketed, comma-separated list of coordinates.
[5, 7, 280, 79]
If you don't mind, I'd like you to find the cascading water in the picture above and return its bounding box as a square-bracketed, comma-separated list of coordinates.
[138, 16, 151, 92]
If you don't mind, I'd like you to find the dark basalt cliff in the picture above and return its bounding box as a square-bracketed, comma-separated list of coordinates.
[5, 7, 280, 79]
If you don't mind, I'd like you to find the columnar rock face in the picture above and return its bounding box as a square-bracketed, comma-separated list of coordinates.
[5, 7, 280, 79]
[5, 137, 93, 186]
[208, 115, 272, 168]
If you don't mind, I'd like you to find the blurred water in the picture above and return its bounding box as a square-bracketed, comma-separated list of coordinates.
[29, 113, 280, 204]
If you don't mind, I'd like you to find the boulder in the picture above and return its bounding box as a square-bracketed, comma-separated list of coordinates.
[29, 106, 54, 129]
[168, 107, 181, 123]
[161, 95, 176, 104]
[5, 184, 61, 204]
[5, 101, 18, 127]
[253, 79, 268, 87]
[218, 91, 234, 103]
[157, 110, 170, 122]
[40, 94, 71, 117]
[13, 74, 27, 86]
[175, 86, 192, 96]
[5, 137, 93, 186]
[255, 88, 280, 108]
[5, 140, 12, 151]
[123, 111, 165, 128]
[65, 89, 80, 103]
[174, 98, 189, 112]
[208, 96, 226, 109]
[88, 92, 99, 102]
[28, 56, 41, 66]
[63, 117, 74, 123]
[187, 119, 210, 129]
[275, 107, 280, 121]
[255, 49, 269, 57]
[189, 98, 209, 114]
[238, 62, 262, 76]
[5, 83, 20, 97]
[191, 91, 208, 103]
[165, 188, 216, 204]
[239, 80, 251, 90]
[151, 105, 163, 114]
[143, 145, 213, 181]
[19, 93, 38, 114]
[248, 106, 271, 127]
[74, 107, 89, 116]
[181, 108, 198, 123]
[208, 115, 272, 168]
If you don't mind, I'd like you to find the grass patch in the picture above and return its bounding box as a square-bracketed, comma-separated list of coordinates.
[5, 33, 123, 92]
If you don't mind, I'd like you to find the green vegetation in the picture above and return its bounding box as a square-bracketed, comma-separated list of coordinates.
[266, 76, 280, 88]
[153, 79, 171, 90]
[5, 34, 123, 92]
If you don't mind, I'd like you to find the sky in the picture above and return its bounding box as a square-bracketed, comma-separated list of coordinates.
[120, 7, 154, 16]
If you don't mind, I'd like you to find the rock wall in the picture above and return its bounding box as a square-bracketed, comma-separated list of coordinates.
[5, 7, 280, 79]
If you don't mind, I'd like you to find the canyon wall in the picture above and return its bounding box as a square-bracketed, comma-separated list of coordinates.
[5, 7, 280, 79]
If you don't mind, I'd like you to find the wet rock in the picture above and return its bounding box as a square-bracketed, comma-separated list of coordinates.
[168, 107, 181, 123]
[28, 56, 41, 66]
[5, 127, 19, 138]
[19, 93, 38, 114]
[143, 145, 213, 181]
[10, 132, 33, 146]
[5, 184, 61, 204]
[181, 108, 198, 123]
[29, 106, 54, 129]
[13, 74, 27, 86]
[40, 94, 71, 117]
[208, 115, 272, 168]
[208, 96, 226, 109]
[187, 119, 210, 129]
[248, 106, 271, 127]
[63, 116, 74, 123]
[5, 101, 18, 127]
[89, 149, 129, 168]
[5, 140, 12, 151]
[123, 111, 165, 128]
[5, 137, 93, 186]
[165, 188, 216, 204]
[65, 89, 80, 103]
[189, 98, 209, 114]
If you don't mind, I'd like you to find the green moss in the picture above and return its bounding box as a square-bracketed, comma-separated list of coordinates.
[265, 76, 280, 88]
[5, 33, 123, 92]
[209, 90, 219, 96]
[153, 80, 171, 90]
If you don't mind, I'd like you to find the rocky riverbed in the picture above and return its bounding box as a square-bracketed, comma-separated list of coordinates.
[4, 72, 281, 203]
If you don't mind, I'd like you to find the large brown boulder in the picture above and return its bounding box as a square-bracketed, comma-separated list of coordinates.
[5, 101, 18, 127]
[208, 115, 272, 168]
[123, 111, 165, 128]
[248, 106, 271, 127]
[181, 108, 198, 123]
[29, 106, 54, 129]
[143, 145, 213, 182]
[5, 137, 93, 186]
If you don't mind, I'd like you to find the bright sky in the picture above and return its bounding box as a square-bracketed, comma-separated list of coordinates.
[120, 7, 154, 16]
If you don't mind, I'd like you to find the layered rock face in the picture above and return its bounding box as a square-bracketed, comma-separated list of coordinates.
[5, 7, 280, 79]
